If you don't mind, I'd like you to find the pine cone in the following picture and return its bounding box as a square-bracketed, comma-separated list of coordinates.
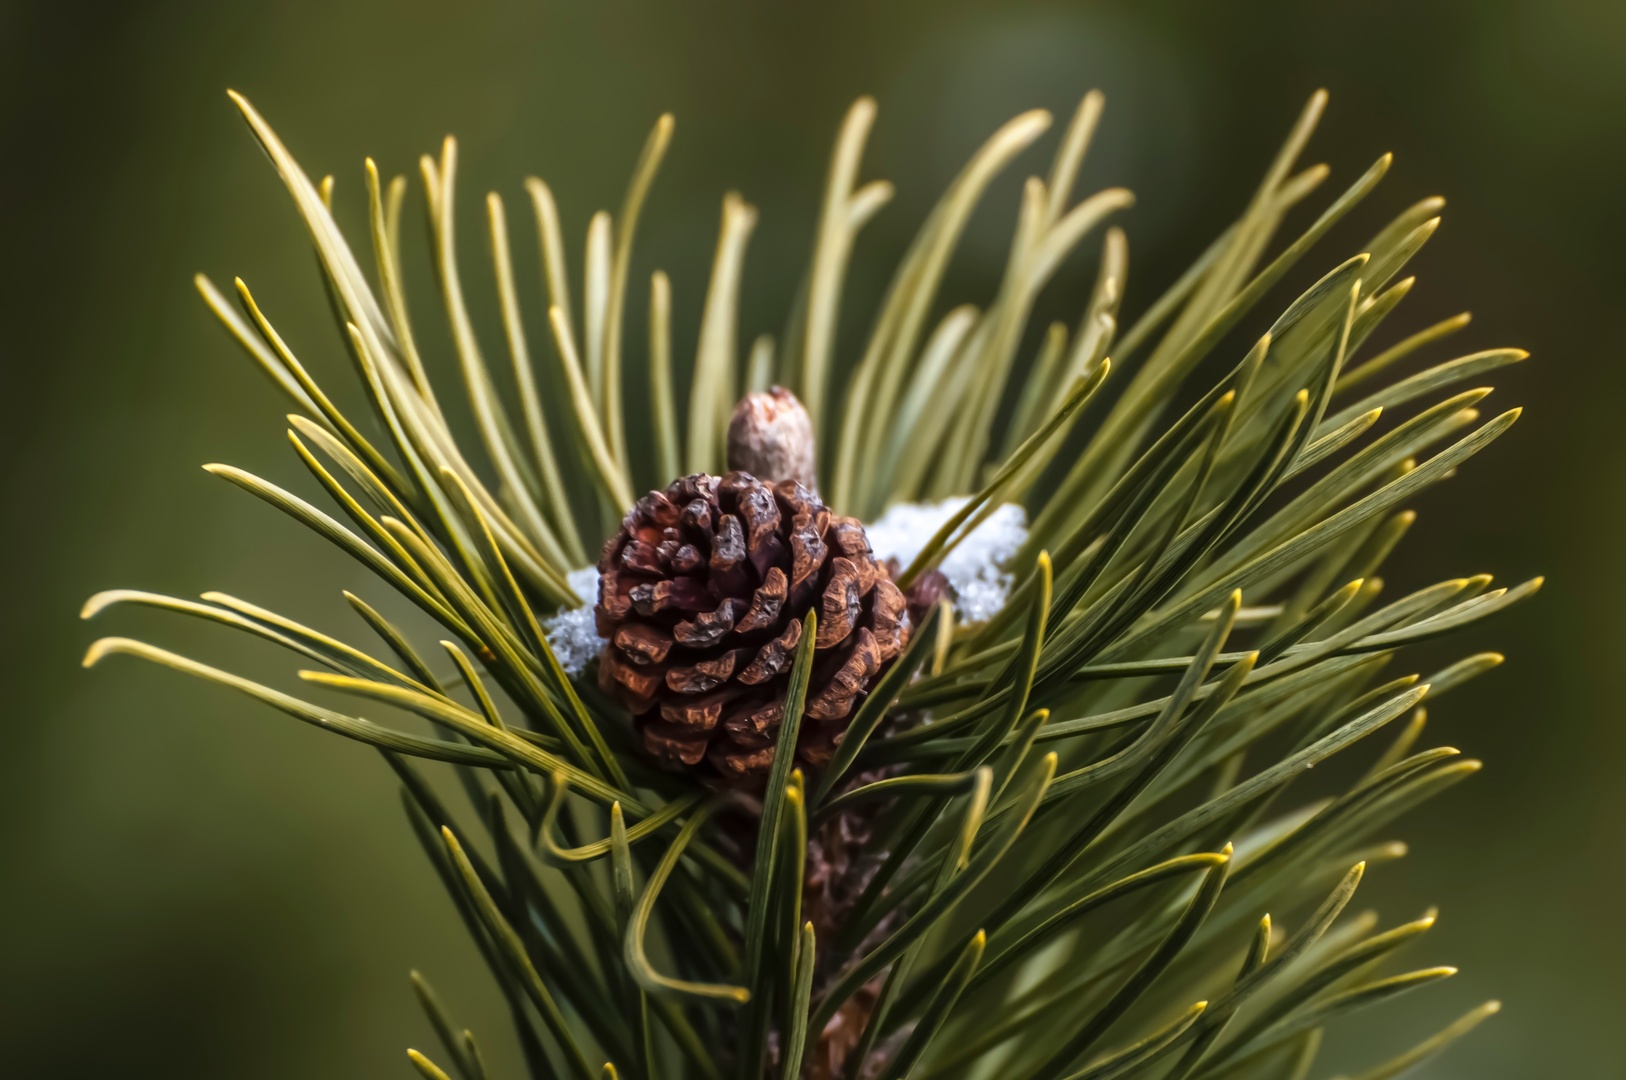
[595, 473, 911, 784]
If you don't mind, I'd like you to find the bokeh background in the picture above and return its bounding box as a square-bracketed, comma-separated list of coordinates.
[3, 0, 1620, 1075]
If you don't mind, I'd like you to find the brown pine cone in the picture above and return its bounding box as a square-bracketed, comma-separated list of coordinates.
[594, 472, 911, 784]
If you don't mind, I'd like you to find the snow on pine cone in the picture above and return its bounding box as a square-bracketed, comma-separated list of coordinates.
[594, 472, 911, 784]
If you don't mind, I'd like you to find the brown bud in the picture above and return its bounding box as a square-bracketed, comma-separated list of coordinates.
[727, 386, 817, 491]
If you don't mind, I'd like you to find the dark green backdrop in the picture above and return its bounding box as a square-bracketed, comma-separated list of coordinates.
[3, 0, 1618, 1076]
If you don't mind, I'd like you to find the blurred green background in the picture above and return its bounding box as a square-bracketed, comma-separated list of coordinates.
[3, 0, 1619, 1075]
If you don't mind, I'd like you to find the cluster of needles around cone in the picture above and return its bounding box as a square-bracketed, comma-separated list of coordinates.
[83, 85, 1531, 1080]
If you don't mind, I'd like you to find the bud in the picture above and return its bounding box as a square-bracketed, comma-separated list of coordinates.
[727, 385, 817, 491]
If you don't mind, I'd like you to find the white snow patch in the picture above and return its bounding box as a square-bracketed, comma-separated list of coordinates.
[540, 498, 1030, 676]
[543, 565, 607, 678]
[866, 498, 1028, 625]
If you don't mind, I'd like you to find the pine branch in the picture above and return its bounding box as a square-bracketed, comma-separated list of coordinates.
[83, 85, 1535, 1080]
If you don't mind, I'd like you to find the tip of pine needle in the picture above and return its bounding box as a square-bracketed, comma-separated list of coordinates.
[80, 591, 126, 619]
[80, 639, 113, 667]
[407, 1049, 452, 1080]
[1016, 108, 1054, 133]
